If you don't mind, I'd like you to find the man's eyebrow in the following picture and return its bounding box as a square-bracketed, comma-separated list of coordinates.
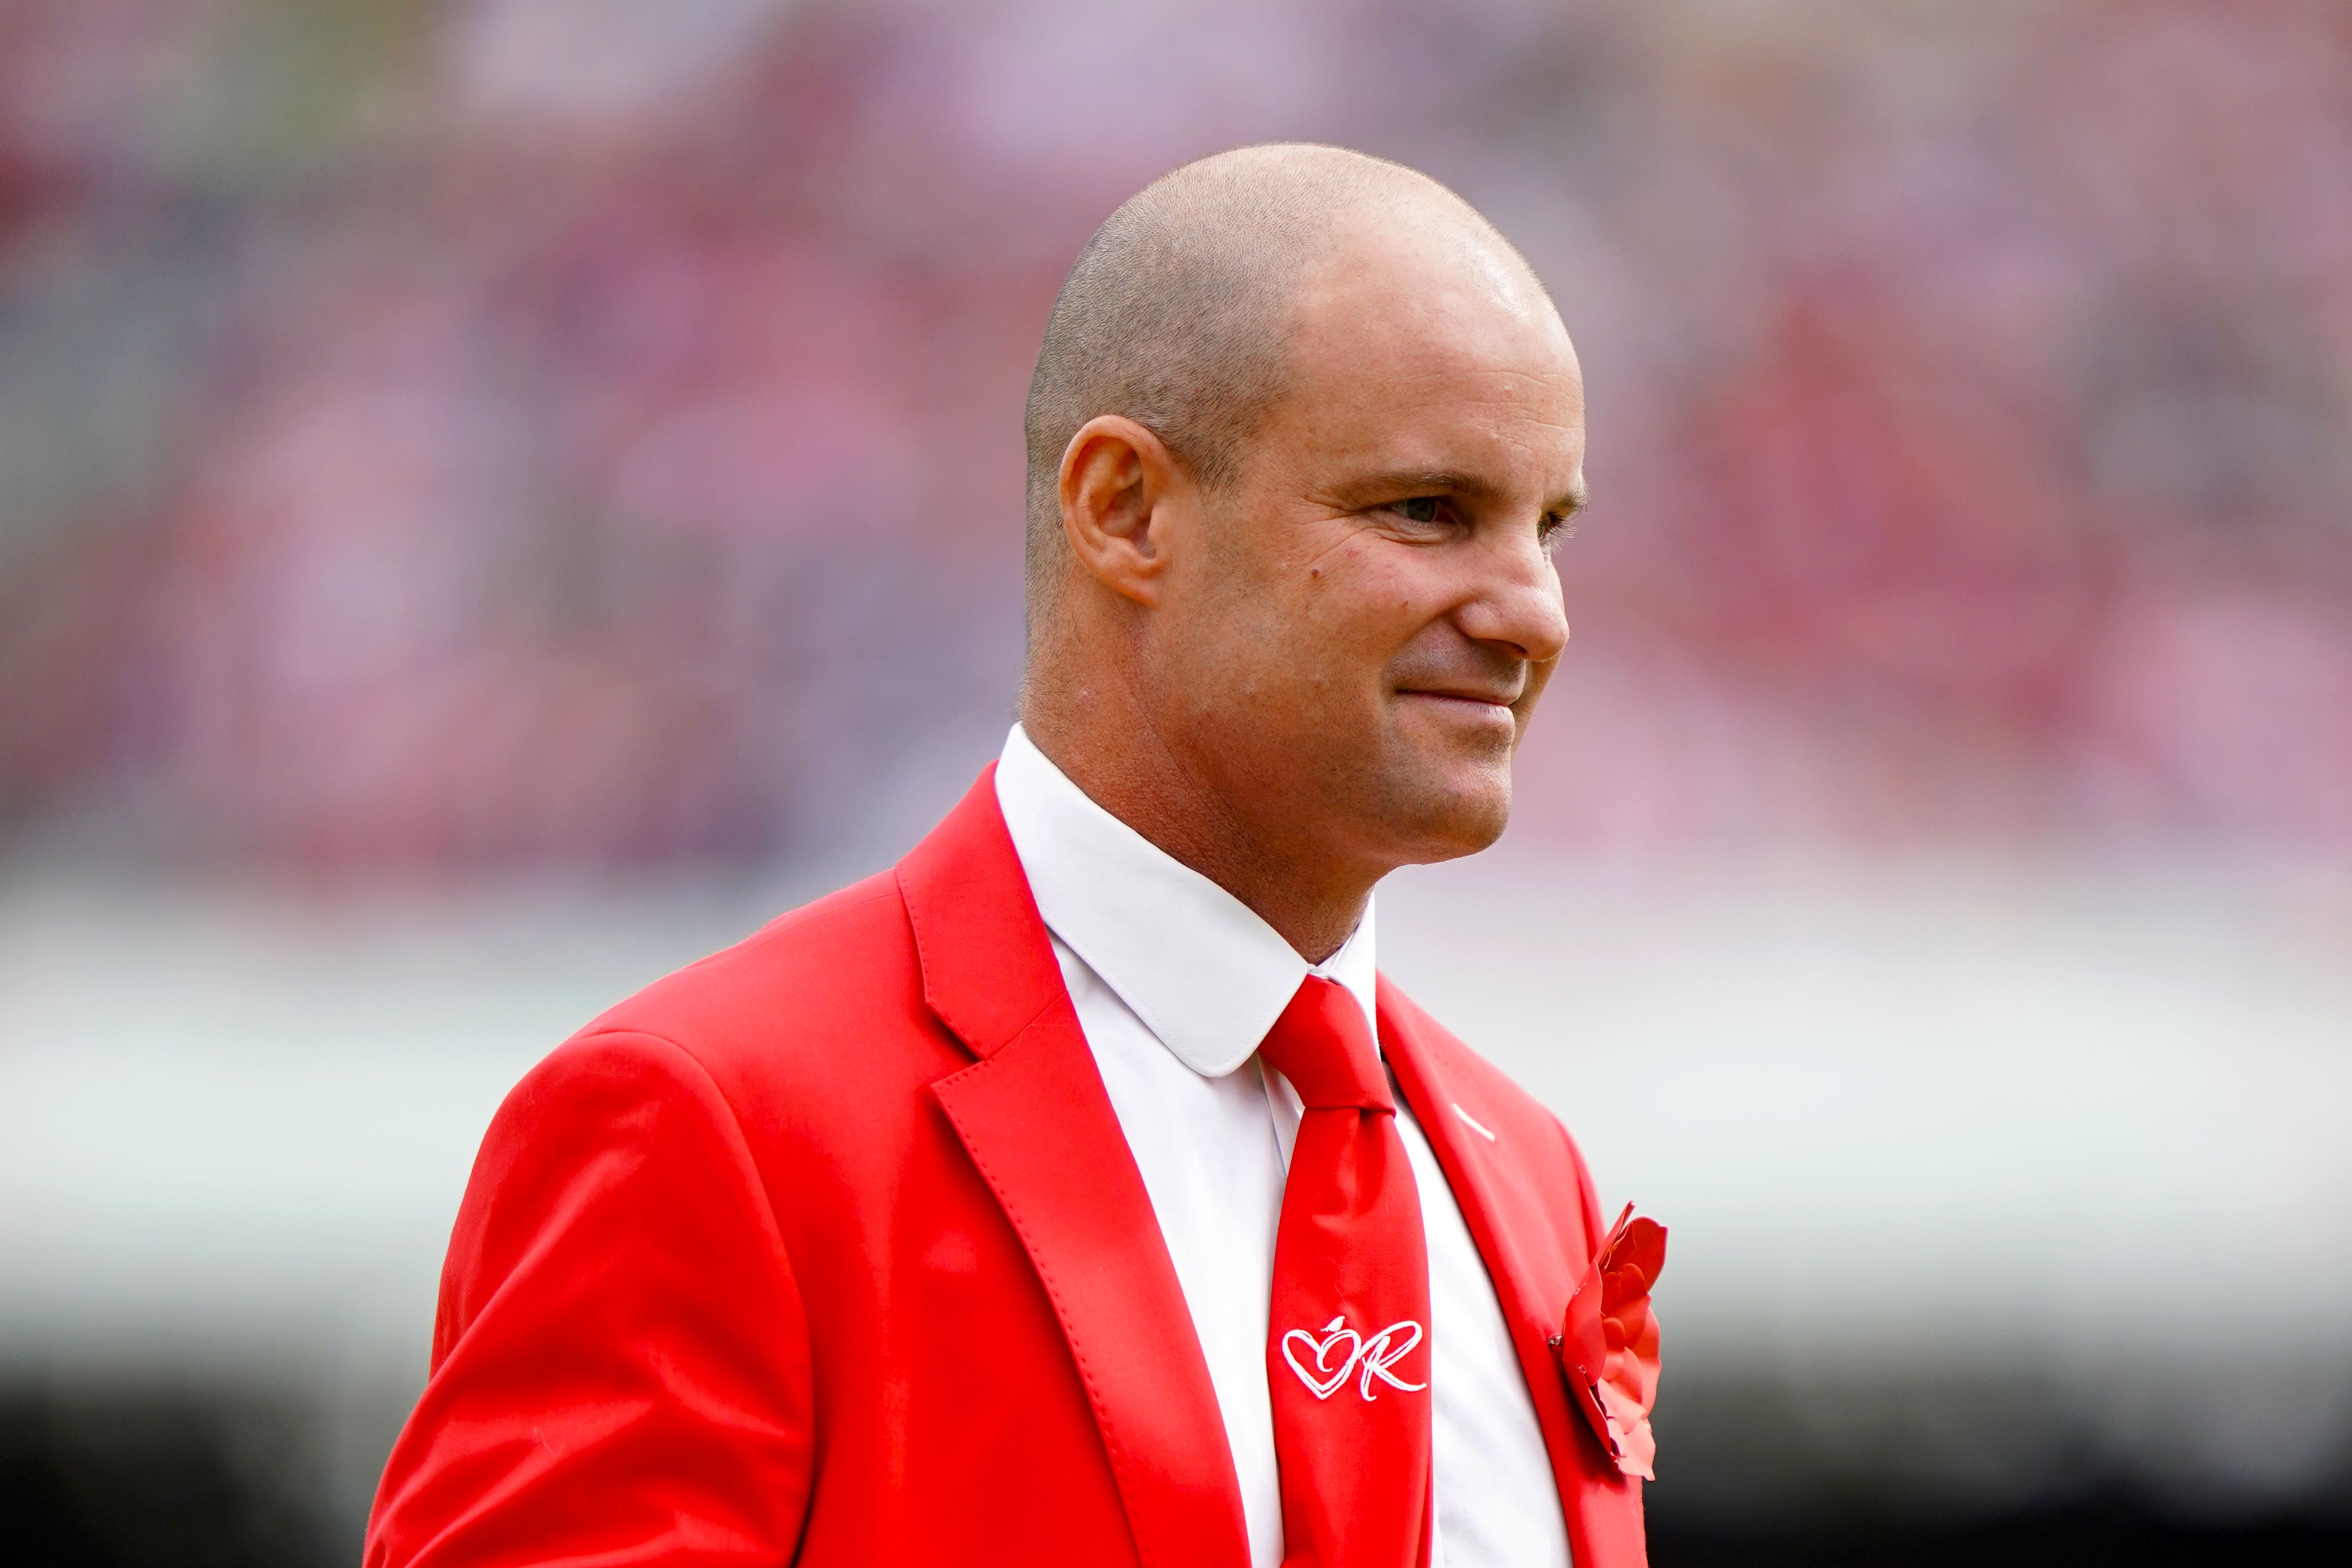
[1350, 467, 1487, 498]
[1341, 468, 1588, 515]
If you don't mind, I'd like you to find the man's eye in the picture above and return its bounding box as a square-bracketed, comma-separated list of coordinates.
[1396, 497, 1445, 524]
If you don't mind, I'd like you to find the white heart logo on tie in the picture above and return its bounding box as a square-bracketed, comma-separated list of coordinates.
[1283, 1315, 1427, 1402]
[1282, 1316, 1365, 1400]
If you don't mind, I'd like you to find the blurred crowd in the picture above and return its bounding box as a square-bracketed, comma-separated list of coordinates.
[3, 0, 2347, 873]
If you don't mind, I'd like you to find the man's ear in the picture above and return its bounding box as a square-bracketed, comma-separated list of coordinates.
[1058, 415, 1184, 606]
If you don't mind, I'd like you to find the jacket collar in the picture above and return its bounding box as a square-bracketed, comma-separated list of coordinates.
[899, 765, 1253, 1568]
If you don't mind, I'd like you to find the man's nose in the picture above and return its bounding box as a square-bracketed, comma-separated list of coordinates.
[1454, 526, 1570, 665]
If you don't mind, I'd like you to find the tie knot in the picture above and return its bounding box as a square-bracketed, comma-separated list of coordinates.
[1257, 976, 1393, 1112]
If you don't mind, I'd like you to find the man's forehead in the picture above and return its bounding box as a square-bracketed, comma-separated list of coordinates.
[1248, 206, 1584, 489]
[1272, 318, 1585, 502]
[1287, 242, 1576, 405]
[1295, 203, 1562, 337]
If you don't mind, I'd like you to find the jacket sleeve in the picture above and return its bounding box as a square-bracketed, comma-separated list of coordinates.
[365, 1029, 816, 1568]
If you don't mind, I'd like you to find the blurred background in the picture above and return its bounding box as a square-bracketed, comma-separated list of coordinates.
[3, 0, 2348, 1562]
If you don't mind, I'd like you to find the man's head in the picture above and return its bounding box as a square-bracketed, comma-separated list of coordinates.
[1020, 145, 1584, 926]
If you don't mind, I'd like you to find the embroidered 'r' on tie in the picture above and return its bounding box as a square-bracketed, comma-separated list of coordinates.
[1259, 976, 1434, 1568]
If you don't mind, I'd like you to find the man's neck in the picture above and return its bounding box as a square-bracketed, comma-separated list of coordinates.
[1017, 700, 1375, 965]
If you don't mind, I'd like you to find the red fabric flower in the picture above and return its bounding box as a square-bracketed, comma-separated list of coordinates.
[1556, 1204, 1666, 1479]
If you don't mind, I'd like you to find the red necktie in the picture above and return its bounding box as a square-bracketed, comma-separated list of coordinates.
[1259, 977, 1434, 1568]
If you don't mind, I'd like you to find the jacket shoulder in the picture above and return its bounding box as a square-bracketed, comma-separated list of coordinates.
[580, 868, 928, 1073]
[1379, 978, 1549, 1128]
[1379, 976, 1608, 1239]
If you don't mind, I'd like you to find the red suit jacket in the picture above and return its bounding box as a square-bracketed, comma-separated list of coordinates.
[366, 769, 1646, 1567]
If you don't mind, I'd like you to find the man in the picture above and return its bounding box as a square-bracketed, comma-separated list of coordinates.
[366, 143, 1658, 1568]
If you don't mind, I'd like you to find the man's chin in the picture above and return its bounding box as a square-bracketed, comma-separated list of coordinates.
[1369, 756, 1513, 865]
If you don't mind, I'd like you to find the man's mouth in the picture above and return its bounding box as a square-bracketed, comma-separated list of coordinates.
[1396, 686, 1520, 709]
[1394, 687, 1523, 738]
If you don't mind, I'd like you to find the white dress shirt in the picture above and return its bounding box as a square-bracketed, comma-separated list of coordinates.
[994, 725, 1570, 1568]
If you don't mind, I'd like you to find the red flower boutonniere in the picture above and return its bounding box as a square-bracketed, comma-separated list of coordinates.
[1554, 1203, 1666, 1479]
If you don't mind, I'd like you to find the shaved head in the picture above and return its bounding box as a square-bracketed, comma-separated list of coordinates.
[1022, 143, 1546, 626]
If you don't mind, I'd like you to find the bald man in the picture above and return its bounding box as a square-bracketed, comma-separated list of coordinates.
[366, 145, 1657, 1568]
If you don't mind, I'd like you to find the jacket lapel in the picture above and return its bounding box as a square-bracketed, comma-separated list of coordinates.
[900, 767, 1251, 1568]
[1377, 979, 1649, 1568]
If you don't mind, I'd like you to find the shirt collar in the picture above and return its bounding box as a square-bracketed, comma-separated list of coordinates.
[993, 724, 1378, 1078]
